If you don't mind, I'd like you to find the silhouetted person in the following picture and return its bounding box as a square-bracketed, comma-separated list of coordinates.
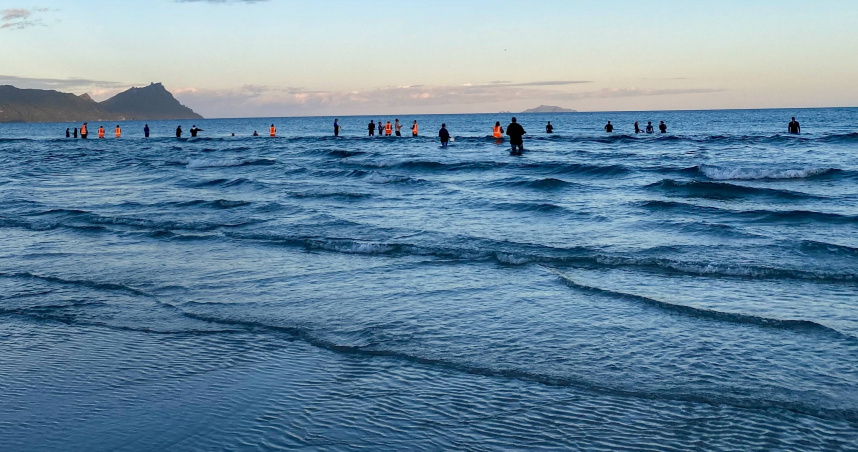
[506, 117, 526, 155]
[80, 123, 88, 139]
[334, 118, 340, 137]
[176, 126, 183, 138]
[253, 130, 259, 136]
[646, 122, 654, 134]
[605, 121, 614, 133]
[546, 121, 554, 134]
[659, 121, 667, 133]
[144, 124, 150, 138]
[73, 128, 78, 138]
[788, 117, 801, 134]
[368, 120, 375, 136]
[378, 121, 384, 137]
[634, 121, 641, 134]
[66, 128, 70, 138]
[190, 125, 203, 137]
[439, 123, 450, 148]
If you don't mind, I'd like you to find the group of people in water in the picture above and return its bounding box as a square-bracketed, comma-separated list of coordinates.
[63, 117, 804, 154]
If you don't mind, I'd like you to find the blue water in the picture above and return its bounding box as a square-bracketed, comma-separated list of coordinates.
[1, 109, 857, 451]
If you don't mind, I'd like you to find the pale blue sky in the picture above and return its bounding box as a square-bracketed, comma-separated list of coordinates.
[2, 0, 857, 117]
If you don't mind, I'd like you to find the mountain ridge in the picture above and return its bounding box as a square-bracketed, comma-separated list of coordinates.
[0, 83, 203, 123]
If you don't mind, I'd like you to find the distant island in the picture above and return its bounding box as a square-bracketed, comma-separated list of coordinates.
[521, 105, 577, 113]
[0, 82, 203, 123]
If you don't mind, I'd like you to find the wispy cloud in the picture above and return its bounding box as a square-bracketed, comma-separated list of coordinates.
[173, 82, 722, 117]
[0, 75, 130, 92]
[1, 7, 49, 30]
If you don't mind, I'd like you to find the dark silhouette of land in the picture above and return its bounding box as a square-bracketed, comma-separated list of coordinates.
[0, 82, 203, 123]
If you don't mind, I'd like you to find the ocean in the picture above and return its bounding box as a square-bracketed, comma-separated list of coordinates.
[1, 108, 857, 451]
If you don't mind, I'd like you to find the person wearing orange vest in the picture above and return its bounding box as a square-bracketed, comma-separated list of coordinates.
[492, 121, 504, 139]
[385, 121, 392, 136]
[269, 124, 276, 137]
[115, 125, 121, 138]
[98, 126, 105, 139]
[80, 123, 88, 139]
[411, 120, 418, 137]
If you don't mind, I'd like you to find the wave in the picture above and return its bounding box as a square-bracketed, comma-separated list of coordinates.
[21, 208, 258, 232]
[365, 171, 425, 184]
[186, 158, 276, 169]
[542, 266, 855, 339]
[168, 309, 858, 422]
[327, 149, 365, 158]
[225, 232, 857, 283]
[492, 202, 566, 213]
[0, 271, 149, 296]
[524, 162, 631, 177]
[646, 179, 821, 200]
[699, 165, 842, 181]
[496, 177, 576, 190]
[641, 200, 858, 224]
[188, 177, 258, 188]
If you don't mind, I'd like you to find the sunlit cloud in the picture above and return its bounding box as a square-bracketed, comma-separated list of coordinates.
[1, 7, 49, 30]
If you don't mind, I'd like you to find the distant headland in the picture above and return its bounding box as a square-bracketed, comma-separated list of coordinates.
[520, 105, 577, 113]
[0, 82, 203, 123]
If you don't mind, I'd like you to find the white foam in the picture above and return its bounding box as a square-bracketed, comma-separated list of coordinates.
[701, 165, 830, 181]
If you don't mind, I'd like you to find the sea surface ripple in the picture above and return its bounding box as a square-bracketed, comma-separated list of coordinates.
[1, 108, 857, 451]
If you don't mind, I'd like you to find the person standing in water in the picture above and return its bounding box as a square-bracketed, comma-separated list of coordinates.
[115, 125, 122, 138]
[395, 119, 402, 136]
[253, 130, 259, 137]
[634, 122, 641, 134]
[190, 125, 203, 137]
[659, 121, 667, 133]
[411, 120, 419, 137]
[73, 128, 78, 138]
[646, 122, 655, 134]
[269, 124, 276, 137]
[493, 121, 504, 139]
[605, 121, 614, 133]
[98, 126, 105, 139]
[334, 118, 340, 137]
[438, 123, 450, 148]
[144, 124, 150, 138]
[377, 121, 384, 137]
[546, 121, 554, 134]
[368, 120, 375, 136]
[788, 117, 801, 134]
[385, 121, 393, 136]
[80, 123, 88, 139]
[66, 128, 70, 138]
[176, 125, 183, 138]
[506, 117, 526, 155]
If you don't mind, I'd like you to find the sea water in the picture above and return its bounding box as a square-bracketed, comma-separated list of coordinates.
[1, 109, 857, 451]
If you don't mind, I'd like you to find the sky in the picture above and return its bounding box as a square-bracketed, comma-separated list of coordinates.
[1, 0, 857, 117]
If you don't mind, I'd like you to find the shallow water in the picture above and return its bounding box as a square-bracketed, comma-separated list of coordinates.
[1, 109, 857, 450]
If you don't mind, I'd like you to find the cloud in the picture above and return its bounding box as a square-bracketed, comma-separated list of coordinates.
[498, 80, 592, 87]
[172, 82, 722, 117]
[1, 7, 48, 30]
[0, 75, 130, 92]
[559, 87, 723, 100]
